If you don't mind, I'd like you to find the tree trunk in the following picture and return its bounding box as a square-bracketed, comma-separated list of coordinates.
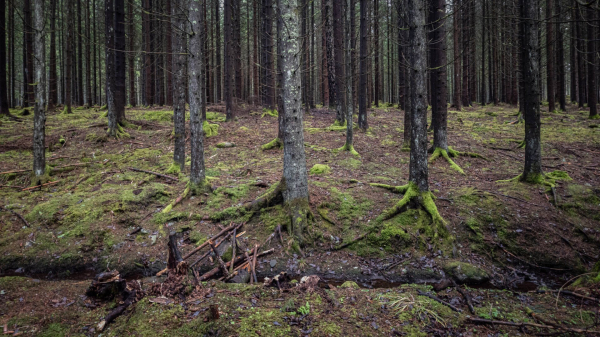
[128, 0, 136, 107]
[47, 0, 58, 110]
[333, 0, 346, 125]
[85, 0, 91, 107]
[279, 0, 310, 246]
[260, 0, 274, 109]
[189, 0, 209, 193]
[452, 0, 461, 110]
[224, 0, 234, 120]
[64, 0, 73, 114]
[569, 5, 577, 104]
[77, 0, 83, 106]
[24, 0, 34, 107]
[407, 0, 429, 192]
[114, 0, 126, 116]
[93, 0, 97, 105]
[215, 0, 222, 103]
[0, 0, 9, 115]
[373, 0, 379, 107]
[321, 0, 330, 107]
[431, 0, 448, 151]
[576, 6, 585, 109]
[519, 0, 543, 182]
[358, 0, 368, 130]
[325, 0, 336, 109]
[555, 0, 565, 111]
[587, 6, 598, 118]
[172, 0, 186, 171]
[32, 0, 47, 185]
[546, 0, 555, 112]
[343, 0, 355, 152]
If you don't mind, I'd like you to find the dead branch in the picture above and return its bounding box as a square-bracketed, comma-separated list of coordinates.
[417, 290, 462, 313]
[22, 180, 60, 191]
[0, 206, 29, 227]
[128, 167, 179, 181]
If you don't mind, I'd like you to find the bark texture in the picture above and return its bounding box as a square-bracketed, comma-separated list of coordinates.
[430, 0, 448, 151]
[32, 0, 47, 184]
[279, 0, 310, 246]
[189, 0, 208, 193]
[519, 0, 543, 182]
[333, 0, 346, 125]
[358, 0, 368, 130]
[172, 0, 186, 171]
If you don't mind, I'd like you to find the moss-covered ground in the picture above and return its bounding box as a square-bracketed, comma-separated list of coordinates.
[1, 102, 599, 334]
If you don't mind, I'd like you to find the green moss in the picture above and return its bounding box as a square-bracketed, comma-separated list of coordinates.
[261, 108, 278, 118]
[443, 261, 489, 284]
[142, 110, 173, 122]
[310, 164, 331, 175]
[339, 157, 362, 170]
[206, 111, 226, 121]
[203, 120, 219, 137]
[166, 162, 182, 175]
[98, 104, 108, 111]
[337, 143, 360, 156]
[429, 148, 465, 174]
[339, 281, 360, 289]
[261, 138, 283, 150]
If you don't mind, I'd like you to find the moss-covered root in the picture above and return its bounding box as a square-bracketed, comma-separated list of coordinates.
[261, 138, 283, 151]
[375, 182, 447, 239]
[61, 106, 72, 114]
[497, 170, 572, 188]
[188, 179, 212, 196]
[107, 123, 131, 139]
[517, 139, 525, 149]
[447, 146, 487, 160]
[203, 120, 219, 137]
[210, 180, 285, 222]
[162, 186, 190, 213]
[30, 165, 52, 186]
[166, 162, 182, 175]
[401, 143, 410, 152]
[337, 143, 360, 156]
[286, 198, 311, 250]
[369, 183, 410, 194]
[429, 148, 465, 175]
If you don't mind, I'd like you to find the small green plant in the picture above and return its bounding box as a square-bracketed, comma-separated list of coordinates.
[297, 301, 310, 316]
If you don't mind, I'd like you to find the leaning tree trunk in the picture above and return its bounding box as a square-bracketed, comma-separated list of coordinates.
[279, 0, 311, 247]
[519, 0, 543, 182]
[0, 0, 10, 116]
[189, 0, 209, 194]
[171, 0, 186, 173]
[333, 0, 346, 126]
[358, 0, 368, 130]
[32, 0, 48, 185]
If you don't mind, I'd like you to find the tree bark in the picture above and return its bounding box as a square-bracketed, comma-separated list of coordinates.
[64, 0, 73, 114]
[128, 0, 136, 107]
[189, 0, 208, 193]
[452, 0, 461, 110]
[24, 0, 34, 107]
[47, 0, 58, 110]
[546, 0, 555, 112]
[407, 0, 429, 191]
[373, 0, 379, 107]
[519, 0, 543, 182]
[358, 0, 368, 130]
[172, 0, 186, 171]
[279, 0, 310, 246]
[224, 0, 234, 120]
[215, 0, 222, 103]
[431, 0, 448, 151]
[85, 0, 91, 107]
[77, 0, 83, 106]
[0, 0, 10, 115]
[333, 0, 346, 125]
[325, 0, 336, 109]
[555, 0, 565, 111]
[32, 0, 47, 184]
[586, 6, 598, 118]
[114, 0, 126, 115]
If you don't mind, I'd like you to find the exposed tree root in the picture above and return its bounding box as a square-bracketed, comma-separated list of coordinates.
[336, 143, 360, 156]
[261, 138, 283, 150]
[165, 162, 182, 175]
[162, 186, 190, 213]
[30, 165, 52, 187]
[188, 179, 212, 196]
[496, 170, 572, 188]
[371, 182, 448, 239]
[429, 148, 465, 174]
[107, 123, 131, 139]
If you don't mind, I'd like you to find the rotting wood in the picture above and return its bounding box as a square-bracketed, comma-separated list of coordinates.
[229, 227, 237, 273]
[199, 248, 274, 282]
[452, 280, 474, 314]
[209, 240, 230, 278]
[128, 167, 179, 181]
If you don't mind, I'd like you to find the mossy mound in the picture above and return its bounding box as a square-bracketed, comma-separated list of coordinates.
[310, 164, 331, 175]
[216, 142, 235, 148]
[339, 281, 360, 289]
[207, 111, 227, 122]
[443, 261, 489, 284]
[204, 120, 219, 137]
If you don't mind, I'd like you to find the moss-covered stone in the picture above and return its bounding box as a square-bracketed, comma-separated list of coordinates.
[310, 164, 331, 175]
[443, 261, 489, 284]
[339, 281, 360, 289]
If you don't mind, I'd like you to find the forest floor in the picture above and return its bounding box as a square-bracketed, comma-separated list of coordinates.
[0, 102, 599, 336]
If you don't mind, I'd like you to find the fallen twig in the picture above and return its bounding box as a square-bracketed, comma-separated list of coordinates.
[417, 290, 462, 313]
[0, 206, 29, 227]
[467, 317, 600, 334]
[128, 167, 179, 181]
[22, 180, 60, 191]
[209, 240, 230, 278]
[333, 233, 368, 251]
[535, 289, 600, 304]
[452, 280, 474, 314]
[0, 184, 25, 190]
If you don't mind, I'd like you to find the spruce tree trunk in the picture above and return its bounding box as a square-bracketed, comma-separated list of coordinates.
[358, 0, 368, 130]
[546, 0, 555, 112]
[128, 0, 136, 107]
[189, 0, 208, 192]
[452, 0, 461, 110]
[64, 0, 73, 114]
[85, 0, 91, 107]
[576, 8, 585, 109]
[279, 0, 310, 246]
[344, 0, 354, 149]
[172, 0, 186, 171]
[407, 0, 429, 191]
[47, 0, 57, 110]
[587, 6, 598, 118]
[32, 0, 47, 184]
[215, 0, 222, 103]
[92, 0, 97, 105]
[519, 0, 543, 182]
[321, 0, 330, 107]
[24, 0, 34, 106]
[373, 0, 379, 107]
[555, 0, 565, 111]
[325, 0, 336, 109]
[260, 0, 274, 109]
[0, 0, 9, 115]
[77, 0, 83, 106]
[106, 0, 117, 134]
[333, 0, 346, 125]
[224, 0, 234, 120]
[431, 0, 448, 151]
[114, 0, 126, 120]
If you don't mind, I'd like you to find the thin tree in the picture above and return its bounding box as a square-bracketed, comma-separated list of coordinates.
[546, 0, 555, 112]
[452, 0, 461, 110]
[47, 0, 58, 111]
[358, 0, 368, 130]
[189, 0, 211, 194]
[0, 0, 10, 116]
[555, 0, 565, 111]
[85, 0, 91, 108]
[338, 0, 358, 156]
[373, 0, 379, 107]
[371, 0, 446, 239]
[63, 0, 73, 114]
[170, 0, 187, 172]
[333, 0, 346, 126]
[215, 0, 222, 103]
[128, 0, 136, 107]
[77, 0, 83, 106]
[586, 6, 598, 119]
[261, 0, 274, 109]
[224, 0, 234, 120]
[24, 0, 34, 106]
[32, 0, 48, 186]
[325, 0, 336, 109]
[105, 0, 126, 137]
